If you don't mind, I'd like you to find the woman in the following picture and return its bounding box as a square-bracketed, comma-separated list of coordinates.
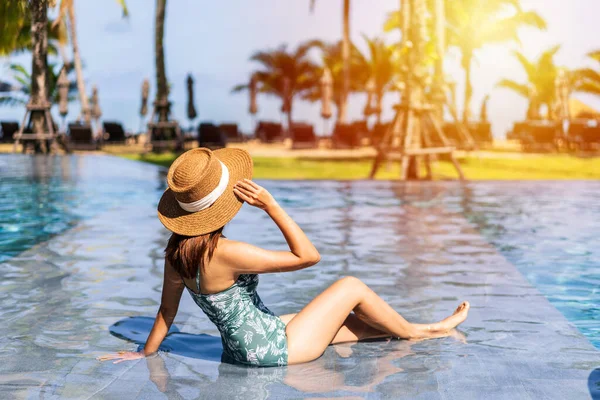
[99, 148, 469, 367]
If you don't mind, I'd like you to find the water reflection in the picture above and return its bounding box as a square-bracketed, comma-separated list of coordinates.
[139, 339, 416, 399]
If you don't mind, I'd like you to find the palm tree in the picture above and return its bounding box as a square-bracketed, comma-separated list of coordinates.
[233, 43, 319, 129]
[28, 0, 51, 138]
[497, 45, 560, 120]
[355, 36, 396, 124]
[446, 0, 546, 123]
[576, 51, 600, 96]
[301, 40, 366, 121]
[310, 0, 351, 124]
[53, 0, 128, 124]
[0, 1, 67, 57]
[154, 0, 170, 122]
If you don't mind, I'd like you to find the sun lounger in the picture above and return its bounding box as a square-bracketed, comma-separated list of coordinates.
[254, 121, 284, 143]
[290, 122, 317, 149]
[102, 121, 128, 143]
[68, 123, 99, 150]
[332, 123, 360, 149]
[0, 121, 19, 143]
[568, 119, 600, 151]
[519, 121, 560, 151]
[371, 122, 390, 148]
[219, 123, 243, 143]
[198, 123, 226, 149]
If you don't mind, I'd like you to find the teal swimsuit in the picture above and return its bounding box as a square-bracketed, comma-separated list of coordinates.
[185, 272, 288, 367]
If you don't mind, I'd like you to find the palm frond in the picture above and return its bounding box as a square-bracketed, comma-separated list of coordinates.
[231, 83, 249, 93]
[496, 79, 529, 98]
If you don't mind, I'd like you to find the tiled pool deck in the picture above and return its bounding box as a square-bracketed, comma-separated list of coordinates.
[0, 155, 598, 399]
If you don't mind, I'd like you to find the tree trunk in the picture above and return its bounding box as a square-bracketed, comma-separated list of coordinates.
[29, 0, 49, 137]
[155, 0, 169, 122]
[462, 51, 472, 124]
[338, 0, 350, 124]
[67, 4, 90, 124]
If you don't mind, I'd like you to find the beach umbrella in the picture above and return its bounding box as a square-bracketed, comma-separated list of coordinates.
[480, 94, 490, 123]
[140, 79, 150, 117]
[249, 74, 258, 115]
[555, 69, 570, 121]
[90, 85, 102, 120]
[57, 67, 69, 118]
[526, 86, 540, 120]
[186, 74, 197, 122]
[320, 67, 333, 120]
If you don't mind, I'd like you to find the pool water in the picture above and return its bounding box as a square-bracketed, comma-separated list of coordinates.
[443, 183, 600, 349]
[0, 154, 598, 399]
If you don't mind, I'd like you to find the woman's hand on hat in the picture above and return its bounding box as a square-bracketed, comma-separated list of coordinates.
[233, 179, 276, 211]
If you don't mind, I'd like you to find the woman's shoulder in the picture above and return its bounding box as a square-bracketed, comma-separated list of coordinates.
[214, 238, 252, 263]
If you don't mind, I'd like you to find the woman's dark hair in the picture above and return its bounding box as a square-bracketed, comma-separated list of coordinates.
[164, 227, 224, 279]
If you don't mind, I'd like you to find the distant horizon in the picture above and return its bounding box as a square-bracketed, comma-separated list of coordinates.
[1, 0, 600, 138]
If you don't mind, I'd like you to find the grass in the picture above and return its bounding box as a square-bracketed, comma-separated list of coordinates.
[118, 152, 600, 180]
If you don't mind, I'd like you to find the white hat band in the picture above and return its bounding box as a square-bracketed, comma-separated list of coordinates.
[177, 161, 229, 212]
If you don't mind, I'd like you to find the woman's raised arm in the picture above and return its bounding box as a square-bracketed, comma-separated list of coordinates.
[226, 179, 320, 274]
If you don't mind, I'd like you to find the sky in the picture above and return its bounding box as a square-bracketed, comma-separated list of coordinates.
[1, 0, 600, 138]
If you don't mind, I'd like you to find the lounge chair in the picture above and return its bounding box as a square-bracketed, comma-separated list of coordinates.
[519, 121, 560, 151]
[568, 119, 600, 151]
[332, 123, 360, 149]
[198, 123, 226, 149]
[219, 123, 243, 143]
[290, 122, 317, 149]
[255, 121, 284, 143]
[371, 122, 390, 148]
[469, 122, 493, 143]
[68, 123, 99, 150]
[351, 120, 369, 144]
[0, 121, 19, 143]
[102, 121, 127, 143]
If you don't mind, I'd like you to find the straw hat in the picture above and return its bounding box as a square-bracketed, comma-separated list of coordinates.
[157, 147, 253, 236]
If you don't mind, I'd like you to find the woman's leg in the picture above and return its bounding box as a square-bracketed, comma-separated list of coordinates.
[285, 276, 469, 364]
[280, 312, 389, 344]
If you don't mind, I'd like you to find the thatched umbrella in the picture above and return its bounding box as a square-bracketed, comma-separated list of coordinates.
[89, 85, 102, 138]
[555, 69, 570, 122]
[57, 67, 69, 126]
[139, 79, 150, 131]
[320, 67, 333, 120]
[480, 94, 490, 123]
[249, 74, 258, 116]
[186, 74, 197, 129]
[90, 85, 102, 119]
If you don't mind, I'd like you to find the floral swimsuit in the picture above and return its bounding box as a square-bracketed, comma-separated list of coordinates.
[185, 272, 288, 367]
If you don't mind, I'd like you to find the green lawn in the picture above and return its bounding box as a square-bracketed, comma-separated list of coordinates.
[118, 152, 600, 180]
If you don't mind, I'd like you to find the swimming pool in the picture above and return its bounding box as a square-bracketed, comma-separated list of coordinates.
[0, 154, 598, 399]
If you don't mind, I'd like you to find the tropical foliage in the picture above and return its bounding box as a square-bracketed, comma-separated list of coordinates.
[355, 36, 396, 123]
[496, 46, 561, 120]
[576, 51, 600, 96]
[0, 0, 67, 57]
[301, 40, 366, 120]
[445, 0, 546, 122]
[233, 43, 320, 127]
[309, 0, 351, 123]
[0, 63, 77, 107]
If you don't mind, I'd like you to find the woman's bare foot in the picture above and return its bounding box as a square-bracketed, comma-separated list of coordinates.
[413, 301, 470, 339]
[436, 301, 470, 333]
